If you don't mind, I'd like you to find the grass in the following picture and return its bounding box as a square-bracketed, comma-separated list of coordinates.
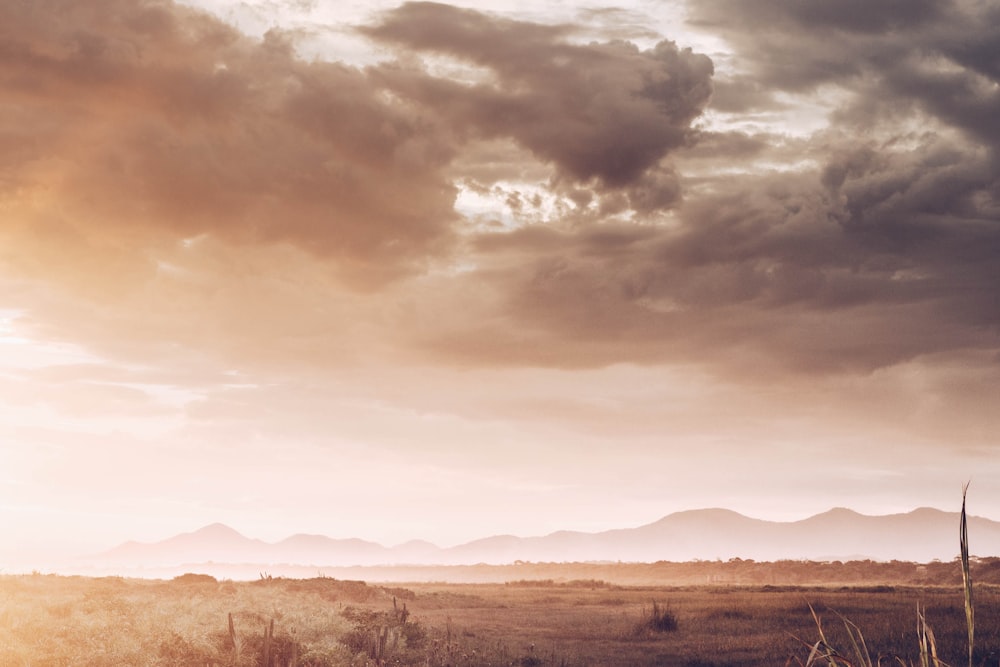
[3, 574, 1000, 666]
[0, 575, 360, 666]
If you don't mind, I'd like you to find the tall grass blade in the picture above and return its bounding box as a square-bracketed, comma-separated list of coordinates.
[917, 605, 928, 667]
[960, 482, 974, 667]
[837, 612, 873, 667]
[804, 640, 823, 667]
[916, 604, 943, 667]
[927, 618, 940, 667]
[804, 604, 849, 667]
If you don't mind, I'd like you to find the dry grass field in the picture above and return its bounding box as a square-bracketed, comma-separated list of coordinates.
[3, 570, 1000, 667]
[383, 580, 1000, 666]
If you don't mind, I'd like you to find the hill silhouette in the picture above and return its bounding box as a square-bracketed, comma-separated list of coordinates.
[86, 507, 1000, 571]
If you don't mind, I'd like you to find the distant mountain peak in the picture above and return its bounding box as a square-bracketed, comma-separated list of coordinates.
[674, 507, 746, 516]
[644, 508, 754, 528]
[173, 523, 256, 547]
[394, 539, 439, 549]
[910, 506, 950, 516]
[190, 523, 245, 537]
[813, 507, 865, 518]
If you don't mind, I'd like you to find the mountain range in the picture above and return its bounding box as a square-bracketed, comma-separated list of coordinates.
[86, 507, 1000, 570]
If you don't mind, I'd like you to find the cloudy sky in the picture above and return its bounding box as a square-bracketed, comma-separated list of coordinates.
[2, 0, 999, 568]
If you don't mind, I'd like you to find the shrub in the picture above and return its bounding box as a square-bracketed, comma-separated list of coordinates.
[339, 602, 428, 665]
[636, 601, 679, 635]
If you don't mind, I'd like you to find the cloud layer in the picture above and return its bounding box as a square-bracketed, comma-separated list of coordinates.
[2, 0, 999, 553]
[2, 0, 998, 424]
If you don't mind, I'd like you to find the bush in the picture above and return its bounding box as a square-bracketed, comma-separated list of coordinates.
[637, 601, 679, 635]
[339, 603, 427, 665]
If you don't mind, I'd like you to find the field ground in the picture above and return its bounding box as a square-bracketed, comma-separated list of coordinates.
[403, 581, 1000, 666]
[2, 568, 1000, 666]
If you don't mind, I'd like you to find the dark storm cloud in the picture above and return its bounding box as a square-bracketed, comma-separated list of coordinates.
[695, 0, 945, 34]
[0, 0, 457, 284]
[447, 156, 999, 374]
[414, 0, 1000, 375]
[689, 0, 1000, 148]
[363, 2, 713, 191]
[689, 0, 946, 85]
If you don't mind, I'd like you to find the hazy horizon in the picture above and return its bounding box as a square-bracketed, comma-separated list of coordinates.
[2, 0, 999, 569]
[89, 504, 990, 548]
[0, 503, 989, 579]
[4, 502, 991, 575]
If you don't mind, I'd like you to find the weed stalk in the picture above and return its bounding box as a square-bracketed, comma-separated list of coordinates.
[960, 482, 973, 667]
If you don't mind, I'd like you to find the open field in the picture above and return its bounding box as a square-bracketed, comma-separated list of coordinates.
[402, 580, 1000, 666]
[3, 568, 1000, 666]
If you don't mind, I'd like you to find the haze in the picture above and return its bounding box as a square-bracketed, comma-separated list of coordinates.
[1, 0, 998, 571]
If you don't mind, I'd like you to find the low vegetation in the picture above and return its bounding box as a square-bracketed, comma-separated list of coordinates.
[2, 571, 999, 666]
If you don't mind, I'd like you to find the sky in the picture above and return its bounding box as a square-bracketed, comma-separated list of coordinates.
[1, 0, 999, 570]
